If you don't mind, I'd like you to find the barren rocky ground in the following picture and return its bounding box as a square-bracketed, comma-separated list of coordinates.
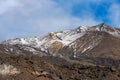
[0, 52, 119, 80]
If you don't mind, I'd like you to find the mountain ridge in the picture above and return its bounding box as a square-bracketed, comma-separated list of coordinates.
[0, 23, 120, 80]
[0, 23, 120, 65]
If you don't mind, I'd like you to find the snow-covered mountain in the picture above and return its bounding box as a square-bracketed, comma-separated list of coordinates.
[1, 23, 120, 60]
[1, 23, 120, 80]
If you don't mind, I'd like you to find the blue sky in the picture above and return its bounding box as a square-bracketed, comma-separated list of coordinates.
[0, 0, 120, 40]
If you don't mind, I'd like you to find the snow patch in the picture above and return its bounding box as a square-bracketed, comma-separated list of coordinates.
[23, 47, 38, 54]
[10, 48, 13, 52]
[80, 26, 88, 31]
[81, 46, 92, 53]
[4, 48, 9, 52]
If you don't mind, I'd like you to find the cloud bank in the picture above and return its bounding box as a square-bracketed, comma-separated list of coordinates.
[0, 0, 119, 40]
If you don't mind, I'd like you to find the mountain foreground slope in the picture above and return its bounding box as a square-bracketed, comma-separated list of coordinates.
[0, 23, 120, 80]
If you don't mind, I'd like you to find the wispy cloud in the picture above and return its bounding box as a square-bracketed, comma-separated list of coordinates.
[108, 3, 120, 27]
[0, 0, 119, 40]
[0, 0, 21, 15]
[0, 0, 100, 40]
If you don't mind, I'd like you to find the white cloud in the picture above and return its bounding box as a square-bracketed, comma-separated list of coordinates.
[0, 0, 101, 40]
[108, 3, 120, 27]
[0, 0, 21, 15]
